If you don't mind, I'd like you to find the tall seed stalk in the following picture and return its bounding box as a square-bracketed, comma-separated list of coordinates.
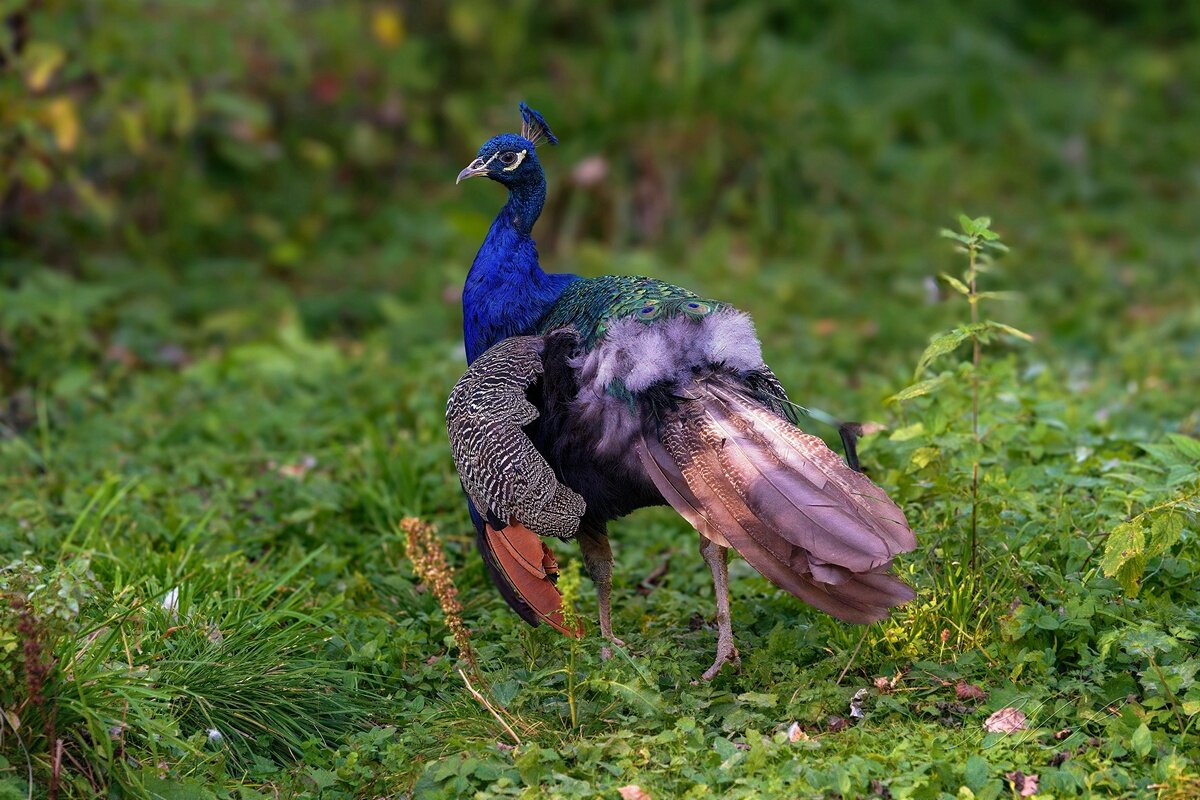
[400, 517, 477, 674]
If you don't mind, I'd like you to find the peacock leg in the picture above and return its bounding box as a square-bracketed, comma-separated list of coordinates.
[578, 522, 625, 647]
[699, 537, 740, 680]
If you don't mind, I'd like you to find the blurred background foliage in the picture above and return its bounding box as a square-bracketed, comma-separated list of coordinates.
[2, 0, 1198, 414]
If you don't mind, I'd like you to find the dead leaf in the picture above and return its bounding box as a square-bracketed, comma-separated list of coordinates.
[24, 42, 65, 91]
[955, 680, 987, 701]
[1005, 771, 1039, 796]
[827, 716, 849, 733]
[858, 421, 888, 436]
[637, 553, 671, 595]
[984, 707, 1028, 734]
[106, 343, 138, 368]
[277, 454, 317, 479]
[156, 343, 190, 368]
[849, 688, 868, 719]
[370, 8, 405, 47]
[618, 785, 651, 800]
[786, 722, 808, 743]
[311, 73, 343, 104]
[572, 155, 609, 187]
[44, 98, 80, 152]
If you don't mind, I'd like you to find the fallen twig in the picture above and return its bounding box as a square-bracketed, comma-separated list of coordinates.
[637, 553, 672, 595]
[836, 628, 868, 685]
[458, 668, 521, 746]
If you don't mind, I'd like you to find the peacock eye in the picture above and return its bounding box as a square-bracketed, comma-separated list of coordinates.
[499, 152, 518, 166]
[635, 300, 662, 322]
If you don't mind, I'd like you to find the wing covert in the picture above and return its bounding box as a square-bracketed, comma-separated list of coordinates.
[446, 330, 586, 541]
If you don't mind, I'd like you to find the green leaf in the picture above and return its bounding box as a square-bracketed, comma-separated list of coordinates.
[737, 691, 778, 708]
[1119, 625, 1177, 658]
[22, 41, 66, 91]
[1131, 723, 1152, 758]
[16, 155, 53, 192]
[914, 326, 974, 378]
[911, 447, 939, 469]
[141, 777, 208, 800]
[1101, 520, 1146, 596]
[939, 273, 970, 295]
[309, 769, 339, 790]
[940, 228, 969, 243]
[963, 755, 990, 791]
[0, 778, 28, 800]
[889, 422, 927, 441]
[985, 320, 1034, 342]
[888, 375, 948, 404]
[1166, 434, 1200, 462]
[1147, 513, 1184, 558]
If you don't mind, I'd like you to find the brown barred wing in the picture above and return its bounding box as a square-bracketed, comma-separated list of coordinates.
[446, 331, 586, 540]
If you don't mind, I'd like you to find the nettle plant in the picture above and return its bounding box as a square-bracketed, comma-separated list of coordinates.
[889, 215, 1032, 571]
[878, 216, 1199, 691]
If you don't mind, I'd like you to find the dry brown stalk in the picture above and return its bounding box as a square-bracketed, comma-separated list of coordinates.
[400, 517, 477, 672]
[457, 668, 522, 746]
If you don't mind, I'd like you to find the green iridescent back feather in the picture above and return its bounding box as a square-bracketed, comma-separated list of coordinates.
[536, 275, 729, 349]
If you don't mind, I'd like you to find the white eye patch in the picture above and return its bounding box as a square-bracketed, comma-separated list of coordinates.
[502, 149, 527, 171]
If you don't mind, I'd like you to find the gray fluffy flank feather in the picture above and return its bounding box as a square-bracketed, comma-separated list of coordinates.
[570, 310, 765, 456]
[574, 310, 763, 393]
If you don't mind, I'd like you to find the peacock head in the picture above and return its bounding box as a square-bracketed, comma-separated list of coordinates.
[456, 102, 558, 188]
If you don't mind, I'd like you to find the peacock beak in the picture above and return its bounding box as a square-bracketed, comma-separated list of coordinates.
[456, 157, 489, 184]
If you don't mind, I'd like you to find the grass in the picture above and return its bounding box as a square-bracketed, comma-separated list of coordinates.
[2, 218, 1197, 796]
[2, 1, 1200, 797]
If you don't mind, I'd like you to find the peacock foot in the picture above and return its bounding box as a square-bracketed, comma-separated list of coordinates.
[701, 645, 741, 681]
[600, 632, 626, 661]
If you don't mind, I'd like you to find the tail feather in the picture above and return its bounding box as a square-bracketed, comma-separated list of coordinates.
[648, 424, 887, 622]
[640, 435, 730, 548]
[702, 394, 894, 571]
[710, 383, 912, 546]
[483, 522, 582, 636]
[638, 376, 917, 623]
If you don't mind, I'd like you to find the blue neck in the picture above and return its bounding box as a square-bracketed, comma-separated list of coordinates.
[463, 176, 577, 363]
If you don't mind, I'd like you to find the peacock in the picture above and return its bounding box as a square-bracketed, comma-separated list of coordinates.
[447, 103, 917, 679]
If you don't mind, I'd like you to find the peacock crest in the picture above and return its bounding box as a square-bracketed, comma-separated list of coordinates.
[519, 102, 558, 147]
